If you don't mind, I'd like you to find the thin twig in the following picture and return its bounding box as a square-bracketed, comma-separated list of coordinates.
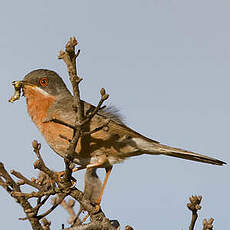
[58, 37, 83, 122]
[34, 195, 50, 214]
[11, 190, 56, 199]
[0, 163, 43, 229]
[10, 169, 41, 190]
[0, 177, 12, 193]
[37, 194, 66, 220]
[82, 120, 110, 136]
[41, 218, 51, 230]
[59, 134, 72, 143]
[0, 162, 20, 192]
[203, 218, 214, 230]
[81, 89, 109, 127]
[187, 195, 202, 230]
[32, 140, 57, 181]
[44, 118, 76, 130]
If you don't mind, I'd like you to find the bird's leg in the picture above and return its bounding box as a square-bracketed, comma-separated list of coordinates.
[55, 166, 86, 182]
[72, 166, 87, 173]
[78, 155, 111, 224]
[95, 166, 112, 205]
[80, 166, 112, 224]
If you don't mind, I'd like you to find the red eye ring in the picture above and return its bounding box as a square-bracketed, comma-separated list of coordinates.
[39, 77, 49, 87]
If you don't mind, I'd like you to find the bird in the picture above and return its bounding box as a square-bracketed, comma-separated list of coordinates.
[16, 69, 226, 204]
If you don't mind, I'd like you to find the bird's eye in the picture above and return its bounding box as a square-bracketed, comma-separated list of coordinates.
[39, 77, 49, 87]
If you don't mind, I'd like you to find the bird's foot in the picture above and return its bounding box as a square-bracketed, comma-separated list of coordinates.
[94, 204, 101, 213]
[80, 204, 101, 224]
[54, 171, 76, 186]
[55, 166, 85, 183]
[55, 171, 65, 182]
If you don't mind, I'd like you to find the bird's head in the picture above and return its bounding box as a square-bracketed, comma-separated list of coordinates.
[22, 69, 71, 99]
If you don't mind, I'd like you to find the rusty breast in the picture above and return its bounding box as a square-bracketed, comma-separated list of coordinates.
[23, 86, 73, 158]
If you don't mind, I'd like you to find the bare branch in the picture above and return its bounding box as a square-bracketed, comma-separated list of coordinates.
[34, 195, 50, 214]
[0, 162, 20, 192]
[63, 220, 118, 230]
[37, 194, 66, 220]
[41, 218, 51, 230]
[203, 218, 214, 230]
[125, 226, 134, 230]
[83, 119, 110, 136]
[187, 195, 202, 230]
[58, 37, 83, 121]
[81, 88, 109, 126]
[59, 134, 72, 143]
[11, 190, 56, 199]
[0, 177, 12, 193]
[0, 163, 43, 229]
[32, 140, 57, 181]
[43, 118, 76, 130]
[10, 169, 41, 190]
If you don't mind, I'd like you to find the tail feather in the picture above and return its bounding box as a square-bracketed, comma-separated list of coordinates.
[158, 144, 226, 165]
[131, 137, 226, 166]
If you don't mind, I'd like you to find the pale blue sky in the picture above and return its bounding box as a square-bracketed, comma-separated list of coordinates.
[0, 0, 230, 229]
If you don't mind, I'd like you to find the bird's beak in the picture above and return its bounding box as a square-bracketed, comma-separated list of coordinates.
[21, 80, 36, 87]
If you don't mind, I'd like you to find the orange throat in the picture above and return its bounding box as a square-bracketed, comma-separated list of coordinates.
[23, 86, 55, 128]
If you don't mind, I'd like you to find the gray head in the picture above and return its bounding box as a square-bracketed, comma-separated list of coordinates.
[23, 69, 71, 97]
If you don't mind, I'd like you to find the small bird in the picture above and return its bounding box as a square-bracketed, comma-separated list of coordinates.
[15, 69, 226, 203]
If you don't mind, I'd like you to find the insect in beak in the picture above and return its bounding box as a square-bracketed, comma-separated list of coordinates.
[8, 81, 23, 103]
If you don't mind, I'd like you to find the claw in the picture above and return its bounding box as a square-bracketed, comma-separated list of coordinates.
[55, 171, 65, 182]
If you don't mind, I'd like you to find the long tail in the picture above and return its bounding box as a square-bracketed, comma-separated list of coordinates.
[131, 137, 226, 165]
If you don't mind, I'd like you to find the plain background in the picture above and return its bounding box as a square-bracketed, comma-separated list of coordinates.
[0, 0, 229, 229]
